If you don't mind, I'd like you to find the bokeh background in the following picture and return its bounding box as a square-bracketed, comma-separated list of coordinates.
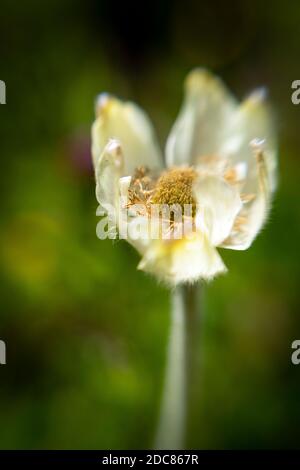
[0, 0, 300, 449]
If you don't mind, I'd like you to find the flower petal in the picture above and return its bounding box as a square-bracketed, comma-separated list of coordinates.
[138, 233, 227, 285]
[95, 139, 123, 212]
[119, 214, 155, 256]
[220, 88, 277, 193]
[165, 68, 237, 167]
[92, 93, 163, 176]
[221, 140, 272, 250]
[193, 174, 243, 246]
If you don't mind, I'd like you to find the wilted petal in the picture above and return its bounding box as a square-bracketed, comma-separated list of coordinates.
[194, 175, 242, 247]
[165, 68, 237, 167]
[92, 93, 163, 175]
[138, 233, 227, 285]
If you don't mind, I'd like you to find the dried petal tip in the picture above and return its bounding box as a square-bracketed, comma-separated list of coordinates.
[106, 139, 123, 167]
[106, 138, 121, 153]
[94, 92, 112, 117]
[250, 138, 266, 151]
[248, 87, 268, 103]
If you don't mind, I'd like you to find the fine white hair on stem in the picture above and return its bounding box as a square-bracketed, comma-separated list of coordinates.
[155, 286, 186, 449]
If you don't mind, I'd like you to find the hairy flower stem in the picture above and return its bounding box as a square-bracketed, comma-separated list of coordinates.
[155, 283, 201, 449]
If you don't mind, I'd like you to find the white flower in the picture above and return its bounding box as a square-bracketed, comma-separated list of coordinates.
[91, 69, 277, 285]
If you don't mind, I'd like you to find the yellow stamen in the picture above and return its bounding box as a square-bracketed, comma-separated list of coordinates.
[151, 167, 197, 211]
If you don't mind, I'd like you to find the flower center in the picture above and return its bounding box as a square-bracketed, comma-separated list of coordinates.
[127, 166, 198, 224]
[151, 167, 197, 212]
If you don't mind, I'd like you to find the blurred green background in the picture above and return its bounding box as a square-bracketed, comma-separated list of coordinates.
[0, 0, 300, 449]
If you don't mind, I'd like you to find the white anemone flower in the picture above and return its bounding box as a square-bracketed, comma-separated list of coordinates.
[91, 69, 277, 285]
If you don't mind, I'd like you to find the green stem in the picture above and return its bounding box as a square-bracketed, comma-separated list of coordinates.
[155, 284, 200, 449]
